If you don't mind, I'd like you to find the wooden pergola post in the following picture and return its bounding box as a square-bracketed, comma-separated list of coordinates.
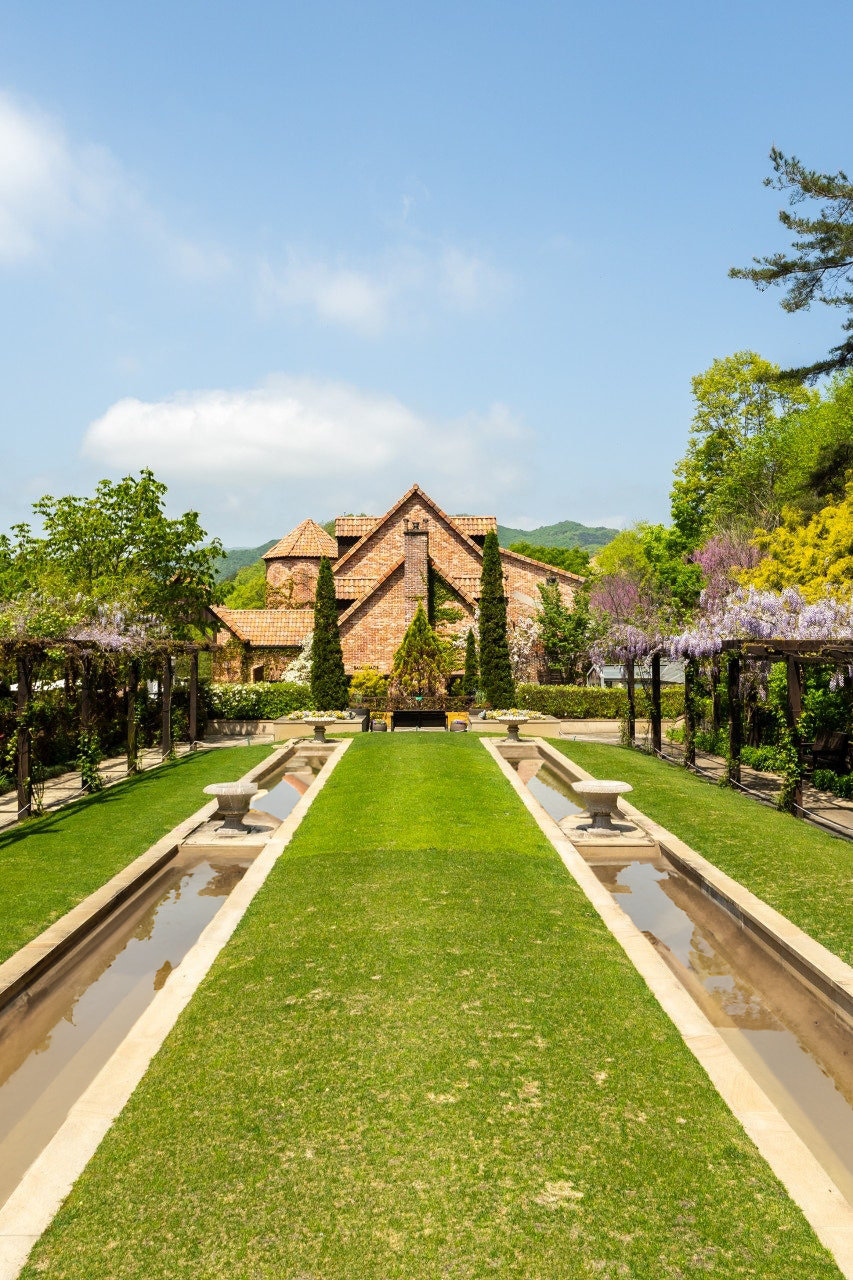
[80, 654, 92, 734]
[684, 657, 697, 767]
[161, 653, 173, 759]
[188, 650, 199, 747]
[15, 653, 32, 821]
[625, 658, 636, 746]
[786, 656, 804, 816]
[710, 656, 721, 735]
[650, 653, 662, 754]
[727, 653, 742, 784]
[126, 659, 139, 774]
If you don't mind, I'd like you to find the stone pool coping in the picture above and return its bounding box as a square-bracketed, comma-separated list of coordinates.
[0, 738, 351, 1280]
[483, 735, 853, 1279]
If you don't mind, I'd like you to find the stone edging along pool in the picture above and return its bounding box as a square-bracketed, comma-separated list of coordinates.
[481, 735, 853, 1280]
[0, 737, 353, 1280]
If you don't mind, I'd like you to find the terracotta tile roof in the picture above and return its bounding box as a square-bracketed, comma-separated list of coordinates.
[339, 559, 405, 626]
[212, 607, 313, 646]
[452, 516, 497, 536]
[499, 546, 585, 583]
[334, 516, 378, 537]
[334, 576, 376, 599]
[334, 484, 487, 573]
[263, 519, 337, 560]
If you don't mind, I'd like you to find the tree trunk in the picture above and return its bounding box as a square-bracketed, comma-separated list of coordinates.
[126, 660, 139, 774]
[15, 653, 32, 821]
[80, 655, 92, 733]
[710, 655, 721, 735]
[161, 655, 173, 759]
[786, 656, 804, 816]
[727, 654, 742, 784]
[684, 657, 697, 767]
[625, 659, 636, 746]
[650, 653, 662, 754]
[188, 651, 199, 746]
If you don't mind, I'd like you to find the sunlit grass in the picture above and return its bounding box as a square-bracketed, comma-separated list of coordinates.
[22, 737, 841, 1279]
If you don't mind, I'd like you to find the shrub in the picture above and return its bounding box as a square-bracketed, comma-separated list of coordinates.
[349, 665, 390, 703]
[812, 767, 853, 799]
[515, 683, 684, 719]
[203, 682, 313, 720]
[741, 744, 789, 773]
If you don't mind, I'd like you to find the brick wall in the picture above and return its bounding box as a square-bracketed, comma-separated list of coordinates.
[265, 556, 320, 608]
[403, 520, 429, 621]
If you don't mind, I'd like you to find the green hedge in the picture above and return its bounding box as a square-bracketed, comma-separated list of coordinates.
[515, 683, 684, 719]
[203, 682, 313, 720]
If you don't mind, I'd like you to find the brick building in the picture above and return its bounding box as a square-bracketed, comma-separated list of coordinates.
[211, 484, 581, 681]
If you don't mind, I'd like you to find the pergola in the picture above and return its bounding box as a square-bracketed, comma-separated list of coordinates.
[3, 637, 209, 822]
[694, 638, 853, 814]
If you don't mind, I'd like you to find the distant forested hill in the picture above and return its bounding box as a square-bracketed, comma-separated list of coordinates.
[497, 520, 618, 553]
[214, 540, 277, 583]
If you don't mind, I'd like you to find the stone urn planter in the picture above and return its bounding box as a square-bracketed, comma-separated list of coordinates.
[300, 717, 341, 743]
[496, 715, 528, 743]
[203, 781, 260, 837]
[572, 780, 633, 831]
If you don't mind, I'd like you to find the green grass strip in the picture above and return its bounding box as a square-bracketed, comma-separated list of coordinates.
[23, 737, 840, 1278]
[550, 740, 853, 967]
[0, 745, 272, 966]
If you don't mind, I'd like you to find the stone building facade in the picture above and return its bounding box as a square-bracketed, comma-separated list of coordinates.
[211, 485, 581, 681]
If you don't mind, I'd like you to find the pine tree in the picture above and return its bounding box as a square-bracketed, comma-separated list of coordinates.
[462, 627, 479, 698]
[478, 531, 515, 706]
[389, 602, 447, 700]
[310, 557, 348, 710]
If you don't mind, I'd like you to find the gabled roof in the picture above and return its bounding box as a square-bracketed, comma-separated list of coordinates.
[498, 545, 585, 584]
[338, 559, 405, 626]
[263, 519, 337, 560]
[335, 516, 379, 538]
[333, 484, 487, 573]
[212, 607, 313, 646]
[452, 516, 497, 536]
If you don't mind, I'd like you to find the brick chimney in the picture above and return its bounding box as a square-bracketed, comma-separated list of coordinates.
[403, 517, 429, 622]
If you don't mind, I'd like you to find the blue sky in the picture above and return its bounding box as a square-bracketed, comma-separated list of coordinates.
[1, 0, 850, 545]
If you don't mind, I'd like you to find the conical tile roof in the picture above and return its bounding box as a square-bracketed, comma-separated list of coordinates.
[262, 518, 337, 560]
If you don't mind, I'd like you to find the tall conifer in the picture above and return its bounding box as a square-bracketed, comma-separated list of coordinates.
[389, 602, 446, 699]
[478, 531, 515, 706]
[310, 557, 348, 710]
[462, 627, 479, 698]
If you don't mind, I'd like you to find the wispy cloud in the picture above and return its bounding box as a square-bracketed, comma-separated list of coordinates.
[82, 376, 528, 518]
[259, 243, 508, 335]
[0, 91, 230, 277]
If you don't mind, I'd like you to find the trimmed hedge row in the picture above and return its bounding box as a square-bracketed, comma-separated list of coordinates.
[203, 680, 684, 722]
[203, 682, 313, 720]
[515, 683, 684, 719]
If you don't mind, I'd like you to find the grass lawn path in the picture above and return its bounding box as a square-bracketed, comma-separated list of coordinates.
[22, 736, 841, 1279]
[0, 745, 272, 966]
[551, 740, 853, 967]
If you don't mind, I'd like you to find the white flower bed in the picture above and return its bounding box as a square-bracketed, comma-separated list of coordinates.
[286, 710, 352, 721]
[481, 709, 534, 720]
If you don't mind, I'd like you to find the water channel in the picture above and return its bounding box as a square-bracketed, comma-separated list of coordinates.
[513, 756, 853, 1205]
[0, 752, 323, 1210]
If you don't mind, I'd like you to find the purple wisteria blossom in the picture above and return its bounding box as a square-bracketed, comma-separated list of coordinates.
[691, 533, 762, 607]
[67, 604, 170, 653]
[669, 586, 853, 660]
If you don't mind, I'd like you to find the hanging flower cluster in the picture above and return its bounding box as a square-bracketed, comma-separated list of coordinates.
[669, 586, 853, 660]
[67, 603, 170, 653]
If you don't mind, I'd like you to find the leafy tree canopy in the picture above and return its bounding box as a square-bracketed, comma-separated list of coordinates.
[739, 482, 853, 602]
[508, 542, 589, 576]
[220, 560, 266, 608]
[730, 148, 853, 381]
[670, 351, 813, 543]
[536, 583, 597, 683]
[593, 525, 701, 628]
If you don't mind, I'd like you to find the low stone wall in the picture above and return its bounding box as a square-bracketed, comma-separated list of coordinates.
[206, 719, 279, 737]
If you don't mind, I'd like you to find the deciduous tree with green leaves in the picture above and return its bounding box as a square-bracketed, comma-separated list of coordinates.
[478, 530, 514, 707]
[731, 148, 853, 382]
[537, 583, 596, 683]
[310, 557, 348, 710]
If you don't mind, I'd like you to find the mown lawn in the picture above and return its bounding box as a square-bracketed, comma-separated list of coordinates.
[0, 745, 272, 966]
[551, 740, 853, 967]
[22, 735, 840, 1279]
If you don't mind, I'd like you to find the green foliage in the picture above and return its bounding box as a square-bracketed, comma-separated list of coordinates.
[669, 352, 813, 542]
[730, 148, 853, 381]
[516, 683, 684, 719]
[427, 565, 464, 628]
[348, 666, 389, 703]
[462, 628, 479, 698]
[389, 603, 448, 699]
[76, 731, 105, 793]
[536, 583, 596, 682]
[478, 530, 515, 706]
[310, 557, 348, 711]
[742, 480, 853, 600]
[594, 524, 701, 624]
[812, 768, 853, 800]
[508, 542, 590, 575]
[219, 560, 266, 608]
[203, 682, 313, 719]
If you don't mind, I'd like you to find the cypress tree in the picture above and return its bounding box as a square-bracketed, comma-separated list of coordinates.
[310, 556, 348, 710]
[389, 602, 447, 700]
[478, 530, 515, 706]
[462, 627, 479, 698]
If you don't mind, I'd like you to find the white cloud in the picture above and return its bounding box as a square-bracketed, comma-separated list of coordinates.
[82, 376, 529, 520]
[260, 244, 507, 334]
[0, 91, 229, 277]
